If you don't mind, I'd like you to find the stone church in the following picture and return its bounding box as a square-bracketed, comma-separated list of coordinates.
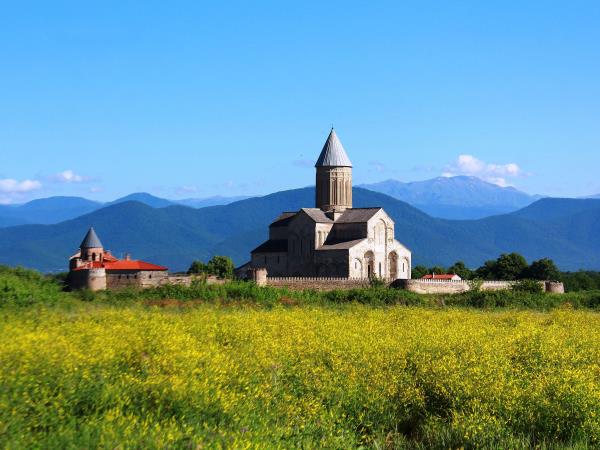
[68, 227, 169, 290]
[248, 129, 412, 279]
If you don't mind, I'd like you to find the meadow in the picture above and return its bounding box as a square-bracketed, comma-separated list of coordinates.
[2, 266, 600, 449]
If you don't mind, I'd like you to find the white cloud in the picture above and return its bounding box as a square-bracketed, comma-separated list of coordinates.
[443, 154, 523, 186]
[0, 178, 43, 204]
[50, 169, 90, 183]
[0, 178, 42, 193]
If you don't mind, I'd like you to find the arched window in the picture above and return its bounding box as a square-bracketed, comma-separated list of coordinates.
[92, 252, 96, 261]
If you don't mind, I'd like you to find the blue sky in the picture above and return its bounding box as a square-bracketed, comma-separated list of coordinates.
[1, 1, 599, 203]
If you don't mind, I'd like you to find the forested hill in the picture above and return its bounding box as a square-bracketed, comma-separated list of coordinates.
[0, 187, 599, 272]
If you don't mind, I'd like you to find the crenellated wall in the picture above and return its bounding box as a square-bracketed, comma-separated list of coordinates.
[254, 274, 565, 294]
[401, 279, 565, 294]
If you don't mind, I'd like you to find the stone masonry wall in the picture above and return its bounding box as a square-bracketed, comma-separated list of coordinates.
[263, 277, 565, 294]
[403, 279, 564, 294]
[267, 277, 370, 291]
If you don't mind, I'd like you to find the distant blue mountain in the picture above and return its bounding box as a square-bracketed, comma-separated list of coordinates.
[176, 195, 252, 208]
[1, 187, 599, 273]
[0, 196, 102, 226]
[107, 193, 176, 208]
[0, 194, 253, 227]
[0, 177, 542, 227]
[361, 176, 541, 219]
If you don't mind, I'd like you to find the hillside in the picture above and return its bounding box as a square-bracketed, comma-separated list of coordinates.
[361, 176, 539, 219]
[107, 193, 176, 208]
[0, 197, 102, 226]
[1, 188, 599, 272]
[0, 194, 253, 228]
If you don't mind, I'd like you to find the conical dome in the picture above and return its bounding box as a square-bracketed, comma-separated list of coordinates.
[315, 129, 352, 167]
[80, 227, 103, 249]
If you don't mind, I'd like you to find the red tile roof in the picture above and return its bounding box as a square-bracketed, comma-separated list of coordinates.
[104, 260, 168, 271]
[73, 259, 167, 272]
[421, 274, 460, 280]
[102, 251, 118, 262]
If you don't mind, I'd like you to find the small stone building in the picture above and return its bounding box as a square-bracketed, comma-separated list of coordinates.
[68, 227, 168, 290]
[247, 129, 412, 280]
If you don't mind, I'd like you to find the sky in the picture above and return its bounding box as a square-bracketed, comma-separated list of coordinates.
[1, 1, 599, 204]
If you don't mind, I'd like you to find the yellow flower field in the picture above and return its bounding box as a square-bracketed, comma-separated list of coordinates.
[1, 303, 600, 448]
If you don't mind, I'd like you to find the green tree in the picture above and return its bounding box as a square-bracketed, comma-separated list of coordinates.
[447, 261, 474, 280]
[207, 256, 235, 279]
[429, 266, 446, 275]
[476, 260, 498, 280]
[524, 258, 560, 281]
[561, 271, 600, 292]
[494, 253, 528, 280]
[187, 260, 208, 275]
[411, 265, 428, 279]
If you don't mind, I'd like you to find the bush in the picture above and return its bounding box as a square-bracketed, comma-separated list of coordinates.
[0, 265, 69, 307]
[512, 279, 544, 294]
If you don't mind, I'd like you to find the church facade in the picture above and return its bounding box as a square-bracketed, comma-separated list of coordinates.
[248, 129, 411, 280]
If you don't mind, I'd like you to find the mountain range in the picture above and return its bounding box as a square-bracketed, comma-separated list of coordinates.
[0, 187, 599, 273]
[0, 193, 249, 227]
[361, 176, 541, 219]
[0, 176, 542, 229]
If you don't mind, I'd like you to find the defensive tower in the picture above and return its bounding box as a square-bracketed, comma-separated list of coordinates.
[79, 227, 104, 263]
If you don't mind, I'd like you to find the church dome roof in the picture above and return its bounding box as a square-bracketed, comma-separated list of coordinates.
[80, 227, 103, 249]
[315, 129, 352, 168]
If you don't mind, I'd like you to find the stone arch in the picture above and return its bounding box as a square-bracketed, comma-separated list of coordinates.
[374, 219, 387, 246]
[364, 251, 375, 279]
[388, 251, 398, 280]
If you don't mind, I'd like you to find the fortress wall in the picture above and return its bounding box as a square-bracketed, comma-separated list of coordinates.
[403, 279, 472, 294]
[263, 277, 564, 293]
[267, 277, 370, 291]
[88, 268, 107, 291]
[545, 281, 565, 293]
[137, 271, 169, 288]
[106, 270, 170, 289]
[106, 272, 142, 289]
[167, 275, 193, 286]
[67, 268, 107, 291]
[403, 279, 564, 294]
[67, 269, 92, 291]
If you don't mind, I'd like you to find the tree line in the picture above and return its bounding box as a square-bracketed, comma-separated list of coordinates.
[413, 253, 561, 281]
[413, 252, 600, 292]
